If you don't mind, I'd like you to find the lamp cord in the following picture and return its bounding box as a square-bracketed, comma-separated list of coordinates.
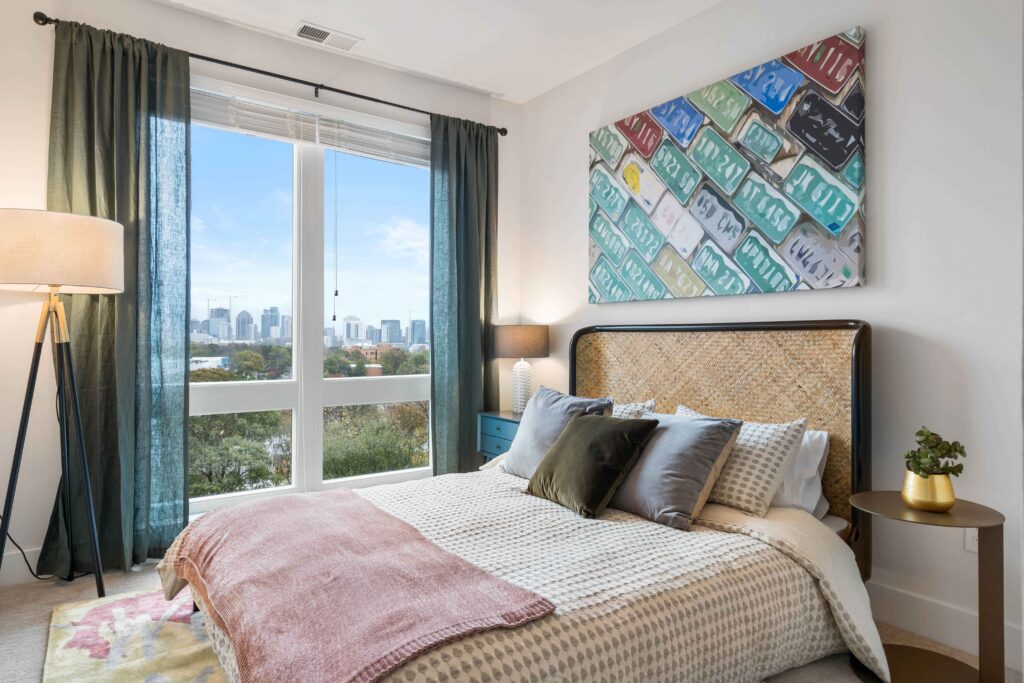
[0, 515, 90, 581]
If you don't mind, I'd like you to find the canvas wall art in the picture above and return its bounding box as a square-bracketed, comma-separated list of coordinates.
[588, 28, 865, 302]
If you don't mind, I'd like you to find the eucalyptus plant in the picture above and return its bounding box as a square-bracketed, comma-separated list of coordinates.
[904, 427, 966, 478]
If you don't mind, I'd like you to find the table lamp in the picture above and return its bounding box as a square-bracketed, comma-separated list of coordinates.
[0, 209, 124, 597]
[494, 325, 549, 414]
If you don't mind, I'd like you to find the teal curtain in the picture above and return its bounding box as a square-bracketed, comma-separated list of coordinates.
[429, 115, 499, 475]
[38, 21, 190, 575]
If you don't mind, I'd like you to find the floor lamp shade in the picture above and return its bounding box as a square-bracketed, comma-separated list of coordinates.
[494, 325, 549, 414]
[0, 209, 124, 293]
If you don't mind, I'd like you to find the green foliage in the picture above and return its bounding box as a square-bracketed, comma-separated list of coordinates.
[187, 342, 431, 497]
[397, 350, 429, 375]
[904, 427, 966, 478]
[189, 342, 293, 383]
[188, 410, 291, 497]
[231, 350, 266, 377]
[188, 367, 236, 383]
[322, 402, 429, 480]
[323, 346, 429, 378]
[323, 349, 369, 378]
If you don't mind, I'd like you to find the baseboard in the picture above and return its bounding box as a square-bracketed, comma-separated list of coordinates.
[0, 546, 42, 588]
[867, 574, 1022, 672]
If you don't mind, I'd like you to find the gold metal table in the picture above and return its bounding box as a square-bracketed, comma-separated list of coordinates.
[850, 491, 1005, 683]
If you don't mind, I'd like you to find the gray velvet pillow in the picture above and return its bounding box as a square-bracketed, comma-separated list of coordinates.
[610, 412, 742, 530]
[499, 386, 612, 480]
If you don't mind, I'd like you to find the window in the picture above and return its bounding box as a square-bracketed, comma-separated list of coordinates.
[190, 125, 294, 383]
[188, 81, 432, 510]
[323, 150, 430, 381]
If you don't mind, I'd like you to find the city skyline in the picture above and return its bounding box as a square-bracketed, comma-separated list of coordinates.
[191, 307, 428, 347]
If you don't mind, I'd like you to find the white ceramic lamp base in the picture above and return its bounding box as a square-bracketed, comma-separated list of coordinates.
[512, 358, 532, 414]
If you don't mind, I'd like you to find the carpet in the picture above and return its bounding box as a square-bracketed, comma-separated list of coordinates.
[44, 587, 225, 682]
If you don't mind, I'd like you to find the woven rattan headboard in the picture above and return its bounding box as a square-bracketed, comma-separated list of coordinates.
[569, 321, 872, 578]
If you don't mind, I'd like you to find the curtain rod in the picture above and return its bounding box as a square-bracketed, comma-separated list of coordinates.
[32, 11, 509, 136]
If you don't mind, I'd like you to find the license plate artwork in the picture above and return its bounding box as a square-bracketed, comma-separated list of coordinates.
[588, 28, 865, 302]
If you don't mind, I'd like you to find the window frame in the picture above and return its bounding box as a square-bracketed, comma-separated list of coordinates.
[188, 77, 432, 514]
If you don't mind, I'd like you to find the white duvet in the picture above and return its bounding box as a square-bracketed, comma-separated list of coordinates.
[181, 470, 889, 683]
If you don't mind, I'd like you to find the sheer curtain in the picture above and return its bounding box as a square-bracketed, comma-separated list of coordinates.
[37, 21, 190, 575]
[429, 115, 499, 475]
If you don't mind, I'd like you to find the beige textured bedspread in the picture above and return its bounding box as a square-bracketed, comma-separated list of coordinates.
[161, 471, 889, 683]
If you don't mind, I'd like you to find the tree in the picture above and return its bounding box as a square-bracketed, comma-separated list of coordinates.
[266, 346, 292, 378]
[322, 402, 428, 480]
[231, 350, 266, 378]
[378, 348, 407, 375]
[187, 410, 292, 497]
[188, 435, 286, 497]
[397, 351, 429, 376]
[189, 367, 237, 383]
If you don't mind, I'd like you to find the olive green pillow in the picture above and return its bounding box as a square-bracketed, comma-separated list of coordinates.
[526, 414, 659, 518]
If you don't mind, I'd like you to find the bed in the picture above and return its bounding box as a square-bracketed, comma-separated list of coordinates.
[160, 320, 887, 683]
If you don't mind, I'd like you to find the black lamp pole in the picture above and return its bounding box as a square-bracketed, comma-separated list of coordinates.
[0, 289, 105, 597]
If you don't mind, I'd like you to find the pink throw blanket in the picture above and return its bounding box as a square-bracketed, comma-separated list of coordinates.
[174, 488, 554, 682]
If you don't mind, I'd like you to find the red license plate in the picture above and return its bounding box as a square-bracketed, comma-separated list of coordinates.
[615, 111, 663, 159]
[783, 34, 862, 94]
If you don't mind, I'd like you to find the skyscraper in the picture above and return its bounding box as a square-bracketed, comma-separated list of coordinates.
[365, 324, 380, 344]
[342, 315, 363, 343]
[261, 307, 280, 340]
[410, 319, 427, 345]
[280, 315, 293, 340]
[210, 307, 232, 341]
[380, 319, 402, 344]
[236, 310, 254, 340]
[324, 326, 336, 347]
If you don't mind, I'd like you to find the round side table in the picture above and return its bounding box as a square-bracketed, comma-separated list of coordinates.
[850, 491, 1005, 683]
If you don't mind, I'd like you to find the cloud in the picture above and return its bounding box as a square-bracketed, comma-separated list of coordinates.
[374, 218, 429, 267]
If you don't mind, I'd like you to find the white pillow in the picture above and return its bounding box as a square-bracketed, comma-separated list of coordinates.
[479, 453, 508, 471]
[611, 399, 656, 419]
[676, 405, 806, 517]
[771, 430, 830, 518]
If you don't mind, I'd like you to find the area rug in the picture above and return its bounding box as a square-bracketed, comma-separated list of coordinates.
[44, 586, 226, 682]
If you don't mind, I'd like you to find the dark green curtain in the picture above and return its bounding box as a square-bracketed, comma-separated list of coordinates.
[38, 21, 190, 575]
[429, 115, 499, 475]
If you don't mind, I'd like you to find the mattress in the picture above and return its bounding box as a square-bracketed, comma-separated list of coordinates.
[176, 471, 887, 682]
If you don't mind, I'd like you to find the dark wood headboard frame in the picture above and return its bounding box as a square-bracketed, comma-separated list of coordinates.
[568, 320, 872, 580]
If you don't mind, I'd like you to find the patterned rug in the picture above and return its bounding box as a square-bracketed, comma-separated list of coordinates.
[44, 587, 226, 682]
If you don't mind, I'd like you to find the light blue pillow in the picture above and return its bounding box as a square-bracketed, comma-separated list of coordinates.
[499, 386, 611, 480]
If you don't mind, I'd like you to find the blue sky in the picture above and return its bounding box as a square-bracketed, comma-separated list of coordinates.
[190, 124, 430, 334]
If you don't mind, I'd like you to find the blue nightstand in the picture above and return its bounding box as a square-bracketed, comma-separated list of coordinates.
[477, 411, 521, 461]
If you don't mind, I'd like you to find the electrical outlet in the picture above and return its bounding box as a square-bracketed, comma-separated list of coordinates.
[964, 528, 979, 553]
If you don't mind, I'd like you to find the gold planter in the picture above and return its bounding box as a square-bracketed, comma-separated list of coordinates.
[901, 470, 955, 512]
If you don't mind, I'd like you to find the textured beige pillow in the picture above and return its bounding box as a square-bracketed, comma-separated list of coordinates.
[676, 405, 807, 517]
[611, 399, 656, 419]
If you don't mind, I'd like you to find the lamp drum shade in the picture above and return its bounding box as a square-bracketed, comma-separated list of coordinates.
[0, 209, 124, 294]
[494, 324, 549, 359]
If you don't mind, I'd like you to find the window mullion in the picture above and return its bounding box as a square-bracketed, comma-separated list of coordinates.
[296, 142, 326, 493]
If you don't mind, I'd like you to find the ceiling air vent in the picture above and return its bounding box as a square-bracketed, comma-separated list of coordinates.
[292, 21, 362, 52]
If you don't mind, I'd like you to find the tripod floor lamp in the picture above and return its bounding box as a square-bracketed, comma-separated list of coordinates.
[0, 209, 124, 598]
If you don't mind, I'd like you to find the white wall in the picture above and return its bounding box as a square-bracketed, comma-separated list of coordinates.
[516, 0, 1022, 668]
[0, 0, 520, 586]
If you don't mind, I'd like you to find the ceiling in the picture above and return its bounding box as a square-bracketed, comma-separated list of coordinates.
[157, 0, 724, 103]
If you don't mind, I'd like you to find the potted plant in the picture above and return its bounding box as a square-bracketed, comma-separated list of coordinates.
[902, 427, 966, 512]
